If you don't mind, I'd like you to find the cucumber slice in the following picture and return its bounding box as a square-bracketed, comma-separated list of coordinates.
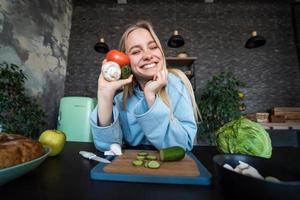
[159, 146, 185, 162]
[147, 160, 160, 169]
[144, 161, 149, 168]
[146, 155, 157, 160]
[132, 159, 143, 166]
[138, 151, 148, 156]
[136, 155, 146, 160]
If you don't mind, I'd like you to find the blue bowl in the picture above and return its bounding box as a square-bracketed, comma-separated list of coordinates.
[0, 147, 50, 186]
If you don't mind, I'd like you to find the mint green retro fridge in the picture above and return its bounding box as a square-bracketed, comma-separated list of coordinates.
[57, 97, 96, 142]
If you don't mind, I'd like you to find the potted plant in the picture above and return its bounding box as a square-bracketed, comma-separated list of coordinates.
[197, 71, 246, 145]
[0, 62, 45, 138]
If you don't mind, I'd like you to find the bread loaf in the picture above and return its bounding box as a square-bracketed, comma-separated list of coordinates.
[0, 133, 44, 169]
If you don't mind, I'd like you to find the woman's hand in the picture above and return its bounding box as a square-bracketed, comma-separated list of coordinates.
[98, 59, 133, 100]
[144, 69, 168, 107]
[97, 60, 133, 126]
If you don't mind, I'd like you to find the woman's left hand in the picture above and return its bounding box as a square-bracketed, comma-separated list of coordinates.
[144, 69, 168, 107]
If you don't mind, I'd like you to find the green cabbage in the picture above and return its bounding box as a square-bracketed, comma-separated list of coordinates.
[216, 117, 272, 158]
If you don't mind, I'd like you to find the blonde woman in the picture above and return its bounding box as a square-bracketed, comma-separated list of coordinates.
[90, 20, 201, 152]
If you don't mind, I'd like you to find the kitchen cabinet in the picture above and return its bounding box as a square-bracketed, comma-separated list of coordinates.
[166, 57, 197, 89]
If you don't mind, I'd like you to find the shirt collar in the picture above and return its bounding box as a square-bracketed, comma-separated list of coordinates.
[133, 84, 144, 98]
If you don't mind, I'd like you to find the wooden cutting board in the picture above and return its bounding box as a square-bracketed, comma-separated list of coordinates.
[103, 149, 199, 177]
[90, 149, 212, 185]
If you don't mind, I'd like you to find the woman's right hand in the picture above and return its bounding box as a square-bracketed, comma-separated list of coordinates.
[97, 59, 133, 100]
[97, 60, 133, 126]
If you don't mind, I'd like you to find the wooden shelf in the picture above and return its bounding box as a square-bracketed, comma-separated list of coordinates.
[166, 57, 197, 68]
[259, 122, 300, 130]
[165, 57, 197, 89]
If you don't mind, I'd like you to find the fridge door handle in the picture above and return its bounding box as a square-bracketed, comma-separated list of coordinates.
[58, 111, 61, 126]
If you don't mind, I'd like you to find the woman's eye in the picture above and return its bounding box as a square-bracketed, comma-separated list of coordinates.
[131, 50, 141, 55]
[150, 45, 158, 50]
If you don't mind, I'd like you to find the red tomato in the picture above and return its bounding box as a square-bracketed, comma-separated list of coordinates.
[106, 50, 130, 68]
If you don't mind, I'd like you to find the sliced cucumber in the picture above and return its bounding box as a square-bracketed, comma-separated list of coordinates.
[138, 151, 148, 156]
[147, 160, 160, 169]
[133, 151, 160, 169]
[159, 146, 185, 162]
[136, 155, 146, 160]
[144, 161, 149, 168]
[132, 159, 143, 166]
[146, 155, 157, 160]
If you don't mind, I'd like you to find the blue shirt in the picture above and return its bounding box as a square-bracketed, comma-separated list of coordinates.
[90, 73, 197, 151]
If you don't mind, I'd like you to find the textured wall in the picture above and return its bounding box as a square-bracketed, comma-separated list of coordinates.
[292, 2, 300, 70]
[66, 0, 300, 114]
[0, 0, 72, 128]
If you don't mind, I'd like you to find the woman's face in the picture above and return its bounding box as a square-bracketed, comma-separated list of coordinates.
[125, 28, 164, 82]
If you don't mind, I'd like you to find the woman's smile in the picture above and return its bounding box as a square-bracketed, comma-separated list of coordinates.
[140, 62, 157, 69]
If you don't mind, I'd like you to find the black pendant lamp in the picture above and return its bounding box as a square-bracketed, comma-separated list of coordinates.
[168, 30, 185, 48]
[94, 37, 109, 53]
[245, 31, 266, 49]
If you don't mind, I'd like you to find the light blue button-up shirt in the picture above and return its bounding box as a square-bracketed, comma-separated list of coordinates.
[90, 73, 197, 151]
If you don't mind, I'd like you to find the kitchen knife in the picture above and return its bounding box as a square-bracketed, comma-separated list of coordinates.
[79, 151, 111, 164]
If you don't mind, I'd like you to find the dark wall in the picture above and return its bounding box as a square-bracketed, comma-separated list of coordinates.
[65, 0, 300, 114]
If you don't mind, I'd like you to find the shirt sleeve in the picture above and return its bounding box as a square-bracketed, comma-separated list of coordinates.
[133, 79, 197, 151]
[90, 104, 123, 152]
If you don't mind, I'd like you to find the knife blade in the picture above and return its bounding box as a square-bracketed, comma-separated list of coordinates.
[79, 151, 111, 164]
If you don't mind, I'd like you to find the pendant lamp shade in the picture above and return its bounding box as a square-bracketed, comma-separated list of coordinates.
[245, 31, 266, 49]
[168, 30, 185, 48]
[94, 38, 109, 53]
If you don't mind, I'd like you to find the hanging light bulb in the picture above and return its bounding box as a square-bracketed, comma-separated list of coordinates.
[167, 0, 184, 48]
[168, 30, 185, 48]
[245, 31, 266, 49]
[94, 37, 109, 53]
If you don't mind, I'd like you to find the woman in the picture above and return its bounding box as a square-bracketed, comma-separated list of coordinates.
[90, 20, 201, 152]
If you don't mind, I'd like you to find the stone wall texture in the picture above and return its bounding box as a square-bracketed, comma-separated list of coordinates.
[66, 0, 300, 115]
[0, 0, 73, 128]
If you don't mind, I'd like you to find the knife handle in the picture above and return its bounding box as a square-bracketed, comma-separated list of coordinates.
[79, 151, 96, 160]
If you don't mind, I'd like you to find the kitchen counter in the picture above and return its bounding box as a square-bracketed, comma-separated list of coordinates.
[1, 142, 299, 200]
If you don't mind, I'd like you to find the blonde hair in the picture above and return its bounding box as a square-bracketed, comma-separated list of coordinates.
[119, 20, 201, 122]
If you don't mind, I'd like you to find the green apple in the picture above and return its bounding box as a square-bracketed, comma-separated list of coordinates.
[39, 129, 66, 157]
